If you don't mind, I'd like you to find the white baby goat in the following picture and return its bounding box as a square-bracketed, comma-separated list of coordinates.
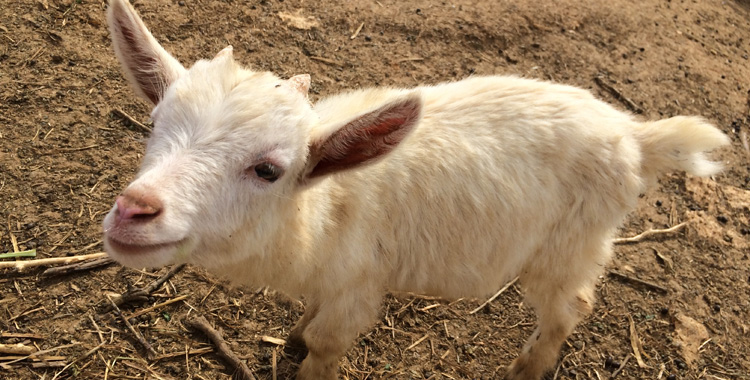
[102, 0, 729, 379]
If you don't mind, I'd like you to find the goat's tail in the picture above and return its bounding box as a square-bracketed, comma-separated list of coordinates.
[635, 116, 730, 184]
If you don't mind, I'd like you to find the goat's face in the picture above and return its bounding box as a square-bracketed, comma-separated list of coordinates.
[103, 0, 316, 268]
[104, 54, 315, 269]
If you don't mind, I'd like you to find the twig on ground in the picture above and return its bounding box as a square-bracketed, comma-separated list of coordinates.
[51, 341, 106, 380]
[350, 22, 364, 39]
[0, 332, 44, 340]
[404, 334, 430, 352]
[111, 108, 152, 133]
[0, 343, 78, 366]
[0, 343, 35, 355]
[613, 222, 687, 245]
[608, 270, 668, 294]
[594, 76, 643, 114]
[309, 55, 343, 66]
[32, 361, 66, 368]
[106, 296, 158, 360]
[108, 264, 186, 308]
[154, 347, 212, 361]
[42, 257, 114, 276]
[272, 347, 277, 380]
[8, 305, 46, 322]
[0, 252, 107, 270]
[611, 354, 631, 378]
[628, 315, 648, 368]
[469, 277, 519, 314]
[41, 144, 101, 155]
[185, 316, 256, 380]
[87, 314, 105, 344]
[397, 57, 425, 63]
[120, 359, 175, 380]
[124, 294, 189, 320]
[261, 336, 286, 346]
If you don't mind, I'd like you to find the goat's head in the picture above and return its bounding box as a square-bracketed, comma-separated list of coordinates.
[103, 0, 422, 269]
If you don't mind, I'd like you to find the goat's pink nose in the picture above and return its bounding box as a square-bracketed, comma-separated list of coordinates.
[115, 190, 163, 222]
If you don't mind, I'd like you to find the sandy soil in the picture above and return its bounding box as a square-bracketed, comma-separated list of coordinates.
[1, 0, 749, 379]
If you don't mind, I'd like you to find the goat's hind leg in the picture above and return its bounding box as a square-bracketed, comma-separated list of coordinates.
[285, 301, 320, 360]
[506, 243, 606, 380]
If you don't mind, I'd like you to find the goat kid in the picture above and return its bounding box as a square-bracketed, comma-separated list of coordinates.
[102, 0, 729, 379]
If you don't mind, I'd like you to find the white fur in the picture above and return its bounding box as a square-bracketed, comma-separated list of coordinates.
[102, 1, 730, 379]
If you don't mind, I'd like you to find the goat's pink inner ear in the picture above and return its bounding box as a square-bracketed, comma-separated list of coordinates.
[288, 74, 311, 97]
[107, 0, 186, 105]
[306, 94, 422, 180]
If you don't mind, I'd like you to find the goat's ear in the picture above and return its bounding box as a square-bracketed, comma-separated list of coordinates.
[213, 45, 234, 61]
[287, 74, 311, 97]
[107, 0, 186, 105]
[303, 93, 422, 181]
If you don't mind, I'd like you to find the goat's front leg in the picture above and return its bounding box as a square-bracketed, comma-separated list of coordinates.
[296, 287, 383, 380]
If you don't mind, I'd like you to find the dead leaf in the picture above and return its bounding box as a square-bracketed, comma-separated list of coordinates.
[278, 10, 319, 30]
[261, 335, 286, 346]
[673, 313, 709, 367]
[629, 315, 648, 368]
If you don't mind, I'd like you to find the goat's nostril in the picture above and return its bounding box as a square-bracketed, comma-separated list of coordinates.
[116, 191, 163, 222]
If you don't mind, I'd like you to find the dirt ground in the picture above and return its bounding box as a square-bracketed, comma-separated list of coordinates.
[1, 0, 749, 379]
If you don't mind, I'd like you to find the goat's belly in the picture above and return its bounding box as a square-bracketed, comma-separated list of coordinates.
[385, 237, 534, 300]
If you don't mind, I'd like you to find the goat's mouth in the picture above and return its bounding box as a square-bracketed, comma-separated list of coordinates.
[104, 235, 191, 268]
[105, 236, 181, 256]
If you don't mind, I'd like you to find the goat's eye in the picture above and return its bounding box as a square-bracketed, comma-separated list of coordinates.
[254, 162, 282, 182]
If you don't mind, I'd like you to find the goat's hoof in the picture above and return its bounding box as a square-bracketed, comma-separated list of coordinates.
[284, 335, 308, 363]
[296, 356, 338, 380]
[505, 354, 546, 380]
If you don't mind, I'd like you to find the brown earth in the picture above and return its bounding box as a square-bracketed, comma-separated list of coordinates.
[1, 0, 750, 379]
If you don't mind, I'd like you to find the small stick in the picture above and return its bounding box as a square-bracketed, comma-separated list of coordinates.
[42, 257, 114, 276]
[0, 343, 78, 366]
[111, 108, 152, 133]
[613, 222, 687, 245]
[109, 264, 186, 307]
[594, 76, 643, 114]
[32, 361, 66, 368]
[628, 315, 647, 368]
[0, 252, 107, 270]
[608, 270, 668, 294]
[185, 316, 256, 380]
[611, 354, 631, 378]
[350, 22, 364, 39]
[41, 144, 101, 155]
[309, 56, 343, 66]
[87, 314, 105, 344]
[397, 57, 425, 63]
[154, 347, 212, 361]
[8, 306, 46, 322]
[272, 347, 277, 380]
[0, 332, 44, 340]
[106, 296, 158, 360]
[0, 343, 36, 355]
[260, 336, 286, 346]
[124, 294, 189, 320]
[469, 277, 519, 314]
[404, 334, 429, 352]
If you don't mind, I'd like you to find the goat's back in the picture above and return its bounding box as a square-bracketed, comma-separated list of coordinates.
[328, 76, 644, 298]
